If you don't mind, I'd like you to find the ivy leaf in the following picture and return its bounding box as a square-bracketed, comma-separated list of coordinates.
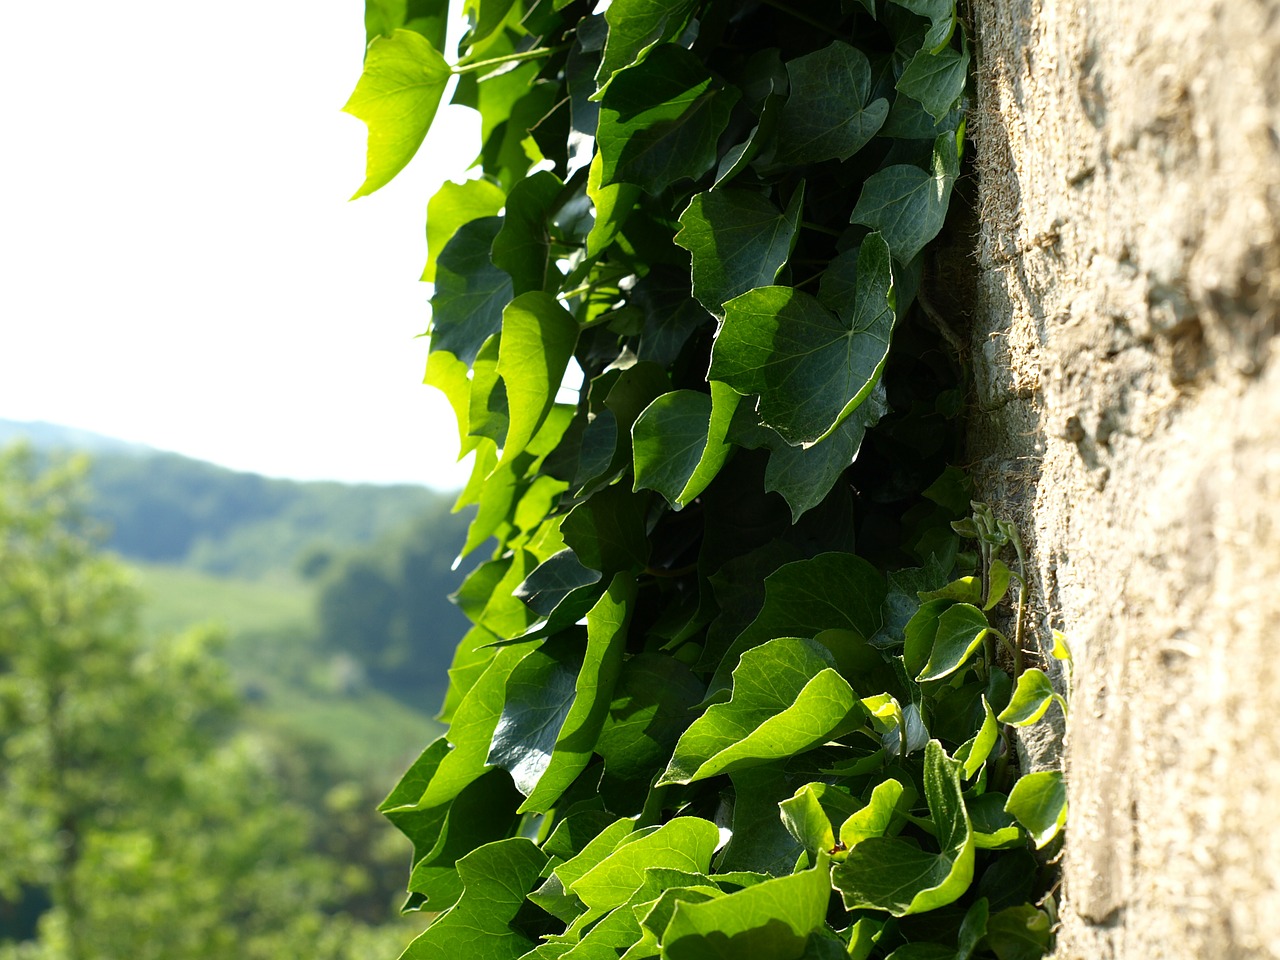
[832, 740, 974, 916]
[496, 292, 579, 467]
[343, 29, 452, 199]
[492, 171, 564, 296]
[659, 637, 863, 785]
[954, 695, 999, 778]
[708, 552, 886, 697]
[632, 382, 741, 509]
[771, 41, 888, 166]
[715, 767, 804, 877]
[888, 0, 958, 52]
[968, 793, 1023, 850]
[984, 904, 1054, 960]
[561, 482, 651, 575]
[661, 858, 834, 960]
[594, 0, 698, 95]
[780, 783, 860, 859]
[709, 233, 895, 446]
[896, 43, 970, 122]
[851, 133, 959, 264]
[916, 603, 989, 682]
[997, 669, 1065, 727]
[515, 549, 603, 617]
[586, 150, 641, 257]
[430, 216, 513, 366]
[422, 178, 506, 282]
[1004, 771, 1067, 849]
[839, 778, 906, 849]
[597, 44, 740, 195]
[597, 653, 704, 784]
[675, 186, 804, 319]
[401, 837, 548, 959]
[957, 897, 990, 960]
[365, 0, 449, 50]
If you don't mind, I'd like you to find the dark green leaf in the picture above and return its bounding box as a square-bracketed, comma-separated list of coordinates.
[675, 187, 804, 319]
[888, 0, 958, 50]
[422, 178, 507, 282]
[851, 133, 959, 264]
[1004, 771, 1066, 849]
[717, 766, 805, 877]
[968, 793, 1022, 850]
[516, 549, 603, 617]
[594, 0, 698, 93]
[832, 740, 974, 916]
[896, 43, 970, 122]
[772, 41, 888, 165]
[597, 44, 740, 195]
[586, 150, 641, 257]
[632, 383, 740, 509]
[597, 653, 704, 784]
[984, 905, 1054, 960]
[958, 896, 990, 960]
[343, 30, 451, 199]
[401, 837, 547, 959]
[660, 637, 862, 785]
[709, 233, 895, 446]
[492, 171, 564, 296]
[430, 216, 513, 366]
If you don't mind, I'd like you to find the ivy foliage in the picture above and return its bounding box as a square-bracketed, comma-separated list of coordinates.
[345, 0, 1066, 957]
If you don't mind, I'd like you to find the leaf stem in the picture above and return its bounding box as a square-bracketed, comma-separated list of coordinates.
[801, 220, 843, 237]
[453, 44, 569, 75]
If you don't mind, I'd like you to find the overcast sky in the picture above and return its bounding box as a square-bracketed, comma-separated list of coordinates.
[0, 0, 480, 488]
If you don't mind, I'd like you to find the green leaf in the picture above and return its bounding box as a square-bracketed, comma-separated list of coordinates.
[838, 778, 905, 848]
[343, 29, 452, 199]
[422, 178, 507, 282]
[918, 577, 981, 605]
[772, 42, 888, 166]
[586, 150, 642, 257]
[968, 793, 1022, 850]
[365, 0, 449, 49]
[717, 766, 805, 877]
[660, 636, 862, 785]
[708, 552, 886, 697]
[846, 918, 883, 960]
[850, 134, 959, 264]
[516, 549, 603, 617]
[430, 216, 513, 366]
[661, 858, 833, 960]
[985, 559, 1012, 610]
[632, 383, 740, 509]
[497, 292, 579, 466]
[493, 171, 564, 296]
[832, 740, 974, 916]
[561, 482, 651, 575]
[984, 905, 1054, 960]
[569, 817, 720, 924]
[709, 233, 895, 446]
[896, 43, 969, 122]
[594, 0, 698, 94]
[523, 574, 636, 811]
[997, 669, 1063, 727]
[401, 837, 548, 960]
[1004, 771, 1066, 849]
[675, 186, 804, 319]
[888, 0, 958, 51]
[954, 695, 999, 778]
[916, 603, 989, 682]
[597, 653, 704, 785]
[780, 783, 859, 858]
[958, 897, 990, 960]
[597, 44, 739, 195]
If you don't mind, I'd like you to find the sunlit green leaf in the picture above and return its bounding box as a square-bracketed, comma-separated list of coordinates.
[492, 171, 564, 296]
[1004, 771, 1066, 849]
[675, 186, 804, 318]
[896, 43, 969, 122]
[851, 134, 959, 264]
[839, 778, 905, 848]
[586, 150, 641, 257]
[660, 637, 862, 785]
[344, 29, 451, 199]
[422, 178, 506, 282]
[594, 0, 698, 94]
[968, 793, 1022, 850]
[954, 695, 999, 778]
[632, 383, 740, 509]
[497, 292, 579, 466]
[916, 603, 989, 682]
[997, 669, 1063, 727]
[709, 233, 894, 446]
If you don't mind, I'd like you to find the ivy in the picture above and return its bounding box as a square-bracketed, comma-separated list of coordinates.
[344, 0, 1066, 957]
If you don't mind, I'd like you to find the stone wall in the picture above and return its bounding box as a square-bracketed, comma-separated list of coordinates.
[966, 1, 1280, 956]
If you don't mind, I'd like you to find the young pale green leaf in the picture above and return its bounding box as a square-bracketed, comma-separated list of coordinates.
[422, 178, 506, 282]
[597, 44, 739, 195]
[632, 383, 740, 509]
[520, 574, 636, 812]
[468, 334, 509, 444]
[660, 858, 834, 960]
[401, 837, 548, 960]
[984, 904, 1054, 960]
[846, 918, 883, 960]
[839, 778, 906, 849]
[675, 186, 804, 318]
[832, 740, 974, 916]
[954, 695, 999, 778]
[968, 793, 1023, 850]
[780, 783, 859, 858]
[985, 558, 1013, 610]
[343, 29, 452, 199]
[919, 576, 982, 605]
[896, 43, 970, 122]
[1004, 771, 1067, 849]
[916, 603, 989, 682]
[593, 0, 698, 95]
[550, 817, 638, 893]
[569, 817, 720, 924]
[496, 292, 579, 467]
[771, 41, 888, 166]
[660, 636, 862, 785]
[707, 552, 887, 697]
[586, 150, 641, 257]
[1051, 630, 1072, 663]
[429, 217, 513, 367]
[851, 134, 959, 264]
[997, 669, 1063, 727]
[709, 233, 895, 446]
[492, 171, 564, 296]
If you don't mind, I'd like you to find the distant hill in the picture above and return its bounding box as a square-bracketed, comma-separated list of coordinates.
[0, 419, 460, 579]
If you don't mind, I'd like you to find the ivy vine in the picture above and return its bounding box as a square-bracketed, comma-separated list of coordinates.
[345, 0, 1067, 957]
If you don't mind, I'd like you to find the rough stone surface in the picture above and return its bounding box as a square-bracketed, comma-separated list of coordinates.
[965, 1, 1280, 956]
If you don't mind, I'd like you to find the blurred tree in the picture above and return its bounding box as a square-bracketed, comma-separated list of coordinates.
[0, 447, 421, 959]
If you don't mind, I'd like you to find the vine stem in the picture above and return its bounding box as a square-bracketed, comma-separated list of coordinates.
[453, 44, 568, 75]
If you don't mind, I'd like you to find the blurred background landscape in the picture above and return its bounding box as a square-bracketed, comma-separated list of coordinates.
[0, 421, 470, 958]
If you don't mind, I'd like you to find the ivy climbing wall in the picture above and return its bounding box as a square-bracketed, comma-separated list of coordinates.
[966, 1, 1280, 957]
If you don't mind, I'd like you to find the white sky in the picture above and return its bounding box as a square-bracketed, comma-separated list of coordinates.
[0, 1, 481, 488]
